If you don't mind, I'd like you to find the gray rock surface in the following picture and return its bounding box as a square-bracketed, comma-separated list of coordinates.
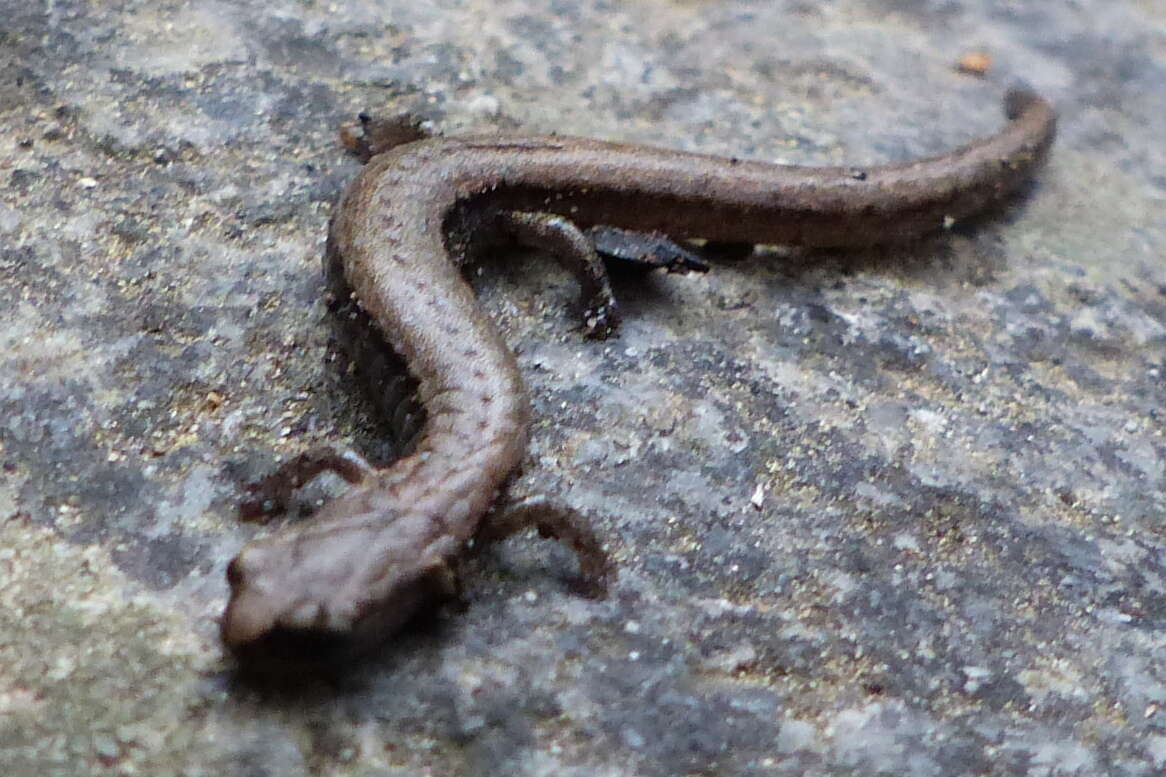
[2, 1, 1164, 775]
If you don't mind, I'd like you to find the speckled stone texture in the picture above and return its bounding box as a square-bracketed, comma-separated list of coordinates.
[1, 1, 1163, 775]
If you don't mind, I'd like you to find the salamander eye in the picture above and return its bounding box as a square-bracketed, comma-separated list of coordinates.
[226, 556, 245, 586]
[226, 544, 274, 588]
[226, 547, 266, 587]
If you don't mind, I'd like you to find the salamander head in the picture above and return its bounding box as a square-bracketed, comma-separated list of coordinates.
[220, 526, 458, 669]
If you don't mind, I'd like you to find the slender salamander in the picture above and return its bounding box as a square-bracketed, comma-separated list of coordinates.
[222, 88, 1056, 666]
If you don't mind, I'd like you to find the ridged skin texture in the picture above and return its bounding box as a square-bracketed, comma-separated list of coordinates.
[222, 91, 1056, 665]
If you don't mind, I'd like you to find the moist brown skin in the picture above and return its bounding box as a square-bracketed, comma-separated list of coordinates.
[222, 89, 1056, 666]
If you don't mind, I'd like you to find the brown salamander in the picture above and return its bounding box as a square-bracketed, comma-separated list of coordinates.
[222, 88, 1056, 665]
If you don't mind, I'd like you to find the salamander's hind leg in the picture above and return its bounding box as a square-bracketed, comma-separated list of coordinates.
[499, 213, 711, 339]
[475, 495, 615, 599]
[499, 211, 622, 339]
[339, 112, 432, 163]
[239, 447, 375, 521]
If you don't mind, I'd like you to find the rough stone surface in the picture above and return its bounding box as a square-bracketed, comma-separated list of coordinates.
[2, 1, 1164, 775]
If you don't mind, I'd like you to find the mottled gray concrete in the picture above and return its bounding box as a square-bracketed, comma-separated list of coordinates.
[2, 1, 1164, 775]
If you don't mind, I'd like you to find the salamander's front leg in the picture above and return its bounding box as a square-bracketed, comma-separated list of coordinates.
[476, 495, 615, 598]
[239, 447, 375, 520]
